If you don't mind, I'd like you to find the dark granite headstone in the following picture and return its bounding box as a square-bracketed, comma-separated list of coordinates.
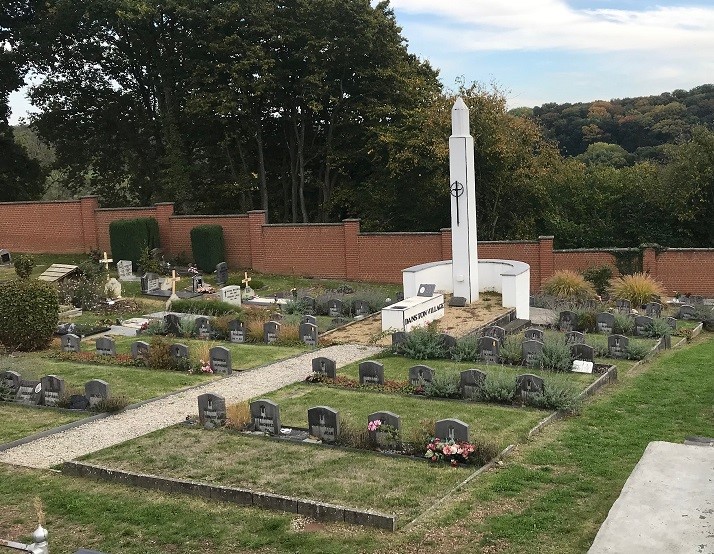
[170, 343, 189, 360]
[197, 393, 226, 428]
[299, 322, 318, 347]
[678, 305, 697, 320]
[307, 406, 340, 443]
[358, 360, 384, 385]
[301, 315, 317, 326]
[195, 316, 211, 339]
[477, 336, 500, 364]
[85, 379, 110, 408]
[460, 369, 486, 399]
[408, 365, 434, 386]
[215, 262, 228, 286]
[666, 316, 677, 330]
[228, 319, 245, 343]
[483, 326, 506, 343]
[131, 340, 150, 360]
[396, 292, 405, 302]
[565, 331, 585, 345]
[596, 312, 615, 334]
[440, 333, 457, 351]
[353, 300, 370, 316]
[209, 346, 232, 375]
[558, 310, 578, 331]
[607, 334, 629, 358]
[367, 411, 401, 447]
[634, 315, 654, 336]
[141, 272, 160, 294]
[95, 336, 116, 356]
[571, 343, 595, 362]
[522, 340, 544, 367]
[61, 333, 81, 353]
[1, 370, 21, 395]
[250, 399, 281, 435]
[263, 321, 281, 344]
[616, 299, 631, 314]
[164, 313, 181, 335]
[328, 299, 343, 317]
[435, 418, 469, 442]
[524, 328, 544, 341]
[311, 357, 337, 378]
[391, 331, 407, 350]
[0, 249, 11, 263]
[301, 296, 317, 314]
[15, 380, 41, 405]
[40, 375, 65, 407]
[644, 302, 663, 317]
[192, 274, 204, 292]
[515, 374, 544, 399]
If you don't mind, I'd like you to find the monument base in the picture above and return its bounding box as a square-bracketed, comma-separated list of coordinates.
[381, 294, 445, 332]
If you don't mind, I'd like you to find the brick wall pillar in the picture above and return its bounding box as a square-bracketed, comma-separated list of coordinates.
[343, 219, 360, 280]
[440, 228, 452, 260]
[642, 246, 657, 278]
[538, 236, 555, 287]
[248, 210, 266, 271]
[154, 203, 175, 252]
[79, 196, 99, 252]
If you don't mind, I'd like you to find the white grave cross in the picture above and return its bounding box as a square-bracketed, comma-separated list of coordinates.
[99, 251, 113, 277]
[242, 272, 251, 288]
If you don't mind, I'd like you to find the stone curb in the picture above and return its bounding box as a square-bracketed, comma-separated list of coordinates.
[62, 461, 396, 531]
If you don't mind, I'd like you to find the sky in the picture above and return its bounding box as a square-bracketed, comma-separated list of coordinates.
[7, 0, 714, 123]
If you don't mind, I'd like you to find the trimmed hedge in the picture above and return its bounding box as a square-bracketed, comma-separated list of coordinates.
[109, 217, 160, 269]
[0, 279, 59, 351]
[190, 225, 225, 272]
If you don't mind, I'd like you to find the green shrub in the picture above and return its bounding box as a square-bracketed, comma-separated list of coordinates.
[283, 298, 313, 315]
[13, 254, 35, 279]
[396, 326, 447, 360]
[575, 309, 598, 333]
[587, 334, 609, 358]
[146, 336, 189, 371]
[0, 279, 59, 351]
[581, 265, 613, 296]
[451, 335, 480, 362]
[499, 335, 523, 365]
[644, 318, 672, 338]
[529, 379, 582, 414]
[57, 274, 103, 310]
[473, 372, 515, 404]
[170, 299, 242, 317]
[190, 225, 226, 272]
[423, 373, 460, 398]
[536, 335, 572, 372]
[109, 217, 160, 269]
[94, 395, 130, 413]
[612, 313, 634, 335]
[625, 342, 651, 360]
[138, 247, 162, 275]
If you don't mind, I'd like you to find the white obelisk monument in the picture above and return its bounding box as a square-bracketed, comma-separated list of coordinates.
[449, 97, 479, 302]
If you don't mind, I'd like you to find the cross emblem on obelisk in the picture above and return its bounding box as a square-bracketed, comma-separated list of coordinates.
[450, 180, 464, 225]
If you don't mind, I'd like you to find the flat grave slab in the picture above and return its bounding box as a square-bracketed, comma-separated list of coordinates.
[142, 311, 204, 321]
[244, 296, 289, 307]
[37, 264, 80, 282]
[142, 289, 201, 299]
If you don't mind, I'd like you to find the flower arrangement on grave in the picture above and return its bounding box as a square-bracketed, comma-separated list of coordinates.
[425, 438, 477, 467]
[188, 359, 214, 375]
[366, 419, 401, 448]
[188, 264, 199, 276]
[196, 285, 216, 294]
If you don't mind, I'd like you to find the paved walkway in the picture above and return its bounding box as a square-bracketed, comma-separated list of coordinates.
[0, 344, 381, 469]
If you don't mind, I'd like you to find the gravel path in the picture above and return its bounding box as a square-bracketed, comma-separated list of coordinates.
[0, 344, 382, 469]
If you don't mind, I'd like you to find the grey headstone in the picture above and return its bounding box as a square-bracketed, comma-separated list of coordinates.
[209, 346, 232, 375]
[558, 311, 578, 331]
[301, 314, 317, 326]
[448, 296, 467, 307]
[40, 375, 65, 407]
[197, 393, 226, 427]
[478, 336, 500, 364]
[170, 343, 189, 360]
[328, 299, 343, 317]
[117, 260, 133, 281]
[596, 312, 615, 334]
[301, 296, 317, 314]
[644, 302, 663, 317]
[359, 360, 384, 385]
[565, 331, 585, 345]
[634, 315, 654, 336]
[263, 321, 281, 344]
[0, 249, 11, 263]
[571, 343, 595, 362]
[515, 374, 544, 399]
[192, 274, 204, 293]
[95, 336, 116, 356]
[616, 299, 631, 314]
[164, 313, 181, 335]
[353, 300, 370, 316]
[522, 340, 544, 367]
[215, 262, 228, 286]
[307, 406, 340, 443]
[15, 380, 41, 405]
[678, 305, 697, 320]
[299, 322, 318, 347]
[311, 357, 337, 378]
[483, 326, 506, 343]
[195, 316, 211, 339]
[228, 319, 245, 343]
[1, 370, 21, 394]
[607, 334, 629, 358]
[666, 316, 677, 330]
[131, 340, 150, 360]
[435, 418, 469, 443]
[250, 399, 281, 435]
[460, 369, 486, 399]
[417, 283, 436, 297]
[524, 328, 544, 341]
[391, 332, 407, 349]
[61, 333, 81, 353]
[408, 365, 434, 386]
[141, 272, 160, 293]
[85, 379, 110, 408]
[367, 411, 401, 447]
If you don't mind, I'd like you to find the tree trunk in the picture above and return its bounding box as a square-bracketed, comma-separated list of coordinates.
[255, 126, 269, 222]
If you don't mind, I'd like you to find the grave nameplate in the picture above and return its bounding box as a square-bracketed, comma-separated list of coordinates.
[95, 336, 116, 356]
[634, 315, 653, 337]
[263, 321, 281, 344]
[195, 316, 211, 339]
[209, 346, 232, 375]
[448, 296, 467, 308]
[558, 311, 577, 331]
[483, 326, 505, 343]
[616, 299, 631, 314]
[141, 272, 161, 294]
[328, 299, 343, 317]
[565, 331, 585, 345]
[215, 262, 228, 286]
[596, 312, 615, 334]
[368, 411, 401, 447]
[61, 333, 81, 353]
[522, 340, 544, 367]
[435, 418, 469, 443]
[312, 357, 337, 378]
[477, 336, 500, 364]
[408, 365, 434, 386]
[117, 260, 133, 281]
[197, 393, 226, 428]
[170, 343, 189, 360]
[359, 360, 385, 385]
[381, 294, 445, 332]
[460, 369, 486, 399]
[40, 375, 65, 407]
[228, 319, 245, 343]
[571, 343, 595, 363]
[524, 328, 544, 342]
[678, 305, 696, 320]
[250, 399, 280, 435]
[607, 334, 629, 358]
[645, 302, 663, 317]
[131, 340, 150, 360]
[1, 370, 21, 395]
[515, 374, 544, 399]
[307, 406, 340, 443]
[16, 380, 41, 405]
[299, 322, 318, 347]
[85, 379, 110, 408]
[417, 283, 436, 297]
[220, 285, 242, 306]
[353, 300, 370, 316]
[301, 314, 317, 325]
[164, 313, 181, 335]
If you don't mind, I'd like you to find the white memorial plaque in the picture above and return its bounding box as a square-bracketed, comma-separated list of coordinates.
[381, 294, 445, 332]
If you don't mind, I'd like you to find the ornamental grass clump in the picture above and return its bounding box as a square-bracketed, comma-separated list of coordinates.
[542, 270, 597, 301]
[608, 272, 665, 307]
[226, 402, 251, 430]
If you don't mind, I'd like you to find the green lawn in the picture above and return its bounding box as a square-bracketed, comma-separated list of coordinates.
[0, 404, 88, 444]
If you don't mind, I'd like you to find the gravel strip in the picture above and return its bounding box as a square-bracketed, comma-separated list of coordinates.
[0, 344, 382, 469]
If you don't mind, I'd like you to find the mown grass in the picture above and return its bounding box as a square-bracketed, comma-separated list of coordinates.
[0, 404, 88, 444]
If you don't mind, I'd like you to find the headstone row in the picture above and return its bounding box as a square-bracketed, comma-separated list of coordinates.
[1, 370, 109, 409]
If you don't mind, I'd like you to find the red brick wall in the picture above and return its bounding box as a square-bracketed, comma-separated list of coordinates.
[0, 199, 86, 253]
[554, 250, 620, 275]
[95, 206, 162, 253]
[651, 249, 714, 295]
[357, 232, 443, 283]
